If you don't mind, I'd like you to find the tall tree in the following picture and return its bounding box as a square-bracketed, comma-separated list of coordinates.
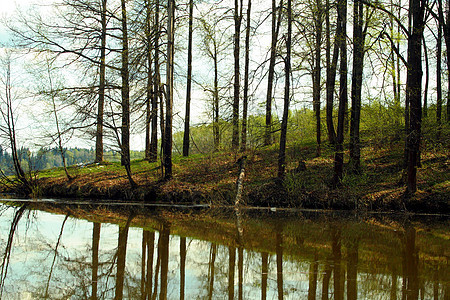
[332, 0, 348, 186]
[150, 0, 161, 162]
[405, 0, 426, 195]
[144, 0, 154, 162]
[95, 0, 107, 163]
[436, 20, 443, 138]
[120, 0, 136, 187]
[241, 0, 252, 152]
[183, 0, 194, 156]
[277, 0, 292, 179]
[325, 0, 339, 145]
[264, 0, 283, 146]
[164, 0, 175, 179]
[0, 54, 30, 192]
[232, 0, 243, 150]
[312, 0, 323, 156]
[349, 0, 368, 173]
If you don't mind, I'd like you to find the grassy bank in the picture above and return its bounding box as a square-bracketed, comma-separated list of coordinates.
[3, 139, 448, 213]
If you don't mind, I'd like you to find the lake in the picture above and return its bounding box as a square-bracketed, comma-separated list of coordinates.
[0, 199, 448, 299]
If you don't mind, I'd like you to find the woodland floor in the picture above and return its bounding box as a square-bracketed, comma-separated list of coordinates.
[2, 141, 449, 213]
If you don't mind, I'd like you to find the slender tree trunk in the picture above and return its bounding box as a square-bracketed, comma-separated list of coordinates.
[241, 0, 251, 152]
[437, 21, 443, 138]
[213, 47, 220, 151]
[440, 0, 450, 122]
[120, 0, 136, 187]
[95, 0, 107, 163]
[349, 0, 365, 174]
[164, 0, 175, 179]
[422, 38, 429, 119]
[326, 0, 338, 145]
[405, 0, 425, 195]
[264, 0, 283, 146]
[150, 0, 160, 163]
[183, 0, 194, 156]
[277, 0, 292, 179]
[313, 0, 323, 157]
[145, 0, 153, 161]
[4, 60, 29, 189]
[232, 0, 243, 150]
[332, 0, 347, 187]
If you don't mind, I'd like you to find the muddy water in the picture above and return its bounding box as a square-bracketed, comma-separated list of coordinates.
[0, 200, 448, 299]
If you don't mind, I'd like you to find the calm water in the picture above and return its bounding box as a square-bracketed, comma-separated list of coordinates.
[0, 200, 448, 299]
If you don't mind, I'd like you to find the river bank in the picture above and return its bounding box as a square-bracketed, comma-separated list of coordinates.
[2, 144, 449, 213]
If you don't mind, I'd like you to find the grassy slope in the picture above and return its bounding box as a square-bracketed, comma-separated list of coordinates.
[20, 140, 449, 212]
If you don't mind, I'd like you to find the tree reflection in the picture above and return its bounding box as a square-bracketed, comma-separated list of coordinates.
[402, 225, 419, 300]
[308, 252, 318, 300]
[44, 214, 69, 298]
[158, 224, 170, 300]
[331, 226, 343, 300]
[92, 222, 101, 300]
[228, 246, 236, 300]
[261, 252, 269, 300]
[115, 214, 134, 300]
[346, 236, 359, 300]
[276, 230, 283, 300]
[141, 230, 154, 300]
[0, 205, 26, 298]
[180, 236, 186, 300]
[208, 243, 217, 300]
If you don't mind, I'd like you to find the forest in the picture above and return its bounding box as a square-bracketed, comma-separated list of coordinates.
[0, 0, 448, 202]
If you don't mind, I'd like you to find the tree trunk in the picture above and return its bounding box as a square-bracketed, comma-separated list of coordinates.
[422, 38, 429, 119]
[120, 0, 136, 188]
[264, 0, 283, 146]
[232, 0, 243, 150]
[150, 0, 160, 163]
[437, 21, 442, 138]
[313, 0, 323, 157]
[240, 0, 251, 152]
[405, 0, 425, 195]
[95, 0, 107, 163]
[213, 46, 220, 151]
[183, 0, 194, 157]
[326, 0, 338, 145]
[277, 0, 291, 179]
[332, 0, 347, 187]
[164, 0, 175, 179]
[145, 0, 153, 162]
[349, 0, 365, 174]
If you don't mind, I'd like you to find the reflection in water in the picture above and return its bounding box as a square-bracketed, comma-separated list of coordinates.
[45, 214, 69, 298]
[0, 203, 448, 299]
[92, 222, 100, 300]
[115, 214, 133, 300]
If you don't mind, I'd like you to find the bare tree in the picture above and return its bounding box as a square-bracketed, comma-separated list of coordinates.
[0, 53, 31, 193]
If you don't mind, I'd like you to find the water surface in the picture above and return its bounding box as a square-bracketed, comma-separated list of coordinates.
[0, 200, 448, 299]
